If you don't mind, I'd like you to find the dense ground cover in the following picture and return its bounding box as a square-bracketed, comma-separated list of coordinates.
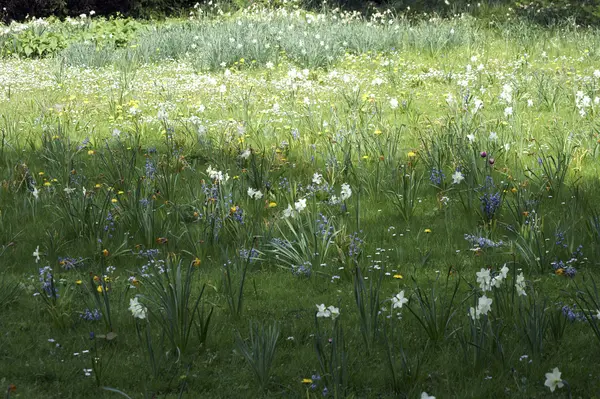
[2, 4, 600, 398]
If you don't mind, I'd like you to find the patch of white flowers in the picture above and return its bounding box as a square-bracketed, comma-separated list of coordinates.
[206, 165, 229, 183]
[316, 304, 340, 319]
[247, 187, 263, 200]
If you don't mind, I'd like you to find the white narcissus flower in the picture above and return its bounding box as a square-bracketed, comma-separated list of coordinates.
[240, 149, 251, 159]
[32, 186, 39, 199]
[327, 305, 340, 319]
[421, 393, 436, 399]
[390, 98, 399, 109]
[283, 204, 294, 218]
[33, 245, 41, 263]
[340, 183, 352, 201]
[316, 304, 330, 318]
[515, 273, 527, 296]
[595, 310, 600, 320]
[312, 172, 323, 185]
[544, 367, 564, 392]
[452, 171, 465, 184]
[477, 295, 493, 315]
[476, 268, 491, 291]
[247, 187, 263, 200]
[504, 106, 513, 117]
[295, 198, 307, 212]
[129, 297, 147, 319]
[391, 291, 408, 309]
[470, 295, 493, 320]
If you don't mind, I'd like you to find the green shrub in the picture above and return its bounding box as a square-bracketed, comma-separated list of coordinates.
[513, 0, 600, 26]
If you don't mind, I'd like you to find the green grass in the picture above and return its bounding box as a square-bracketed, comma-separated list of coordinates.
[1, 4, 600, 398]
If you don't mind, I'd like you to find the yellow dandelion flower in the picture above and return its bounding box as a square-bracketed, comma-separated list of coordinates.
[424, 229, 432, 233]
[393, 274, 403, 279]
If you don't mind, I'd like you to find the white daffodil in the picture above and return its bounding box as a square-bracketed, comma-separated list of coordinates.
[283, 204, 294, 218]
[452, 170, 464, 184]
[33, 245, 41, 263]
[129, 297, 147, 319]
[544, 367, 564, 392]
[340, 183, 352, 201]
[476, 268, 491, 291]
[470, 295, 493, 320]
[240, 149, 251, 159]
[295, 198, 307, 212]
[477, 295, 493, 315]
[515, 273, 527, 296]
[316, 304, 330, 318]
[327, 305, 340, 319]
[312, 173, 323, 185]
[247, 187, 263, 200]
[391, 291, 408, 309]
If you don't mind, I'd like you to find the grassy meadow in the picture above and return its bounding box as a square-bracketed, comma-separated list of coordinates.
[2, 3, 600, 398]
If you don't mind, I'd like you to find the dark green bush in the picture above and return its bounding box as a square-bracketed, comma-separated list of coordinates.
[2, 0, 197, 22]
[513, 0, 600, 26]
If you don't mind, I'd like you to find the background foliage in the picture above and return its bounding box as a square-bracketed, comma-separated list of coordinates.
[3, 0, 600, 26]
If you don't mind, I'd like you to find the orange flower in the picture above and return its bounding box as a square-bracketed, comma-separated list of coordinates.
[102, 249, 109, 257]
[192, 258, 201, 267]
[156, 237, 168, 244]
[8, 384, 16, 392]
[555, 268, 564, 276]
